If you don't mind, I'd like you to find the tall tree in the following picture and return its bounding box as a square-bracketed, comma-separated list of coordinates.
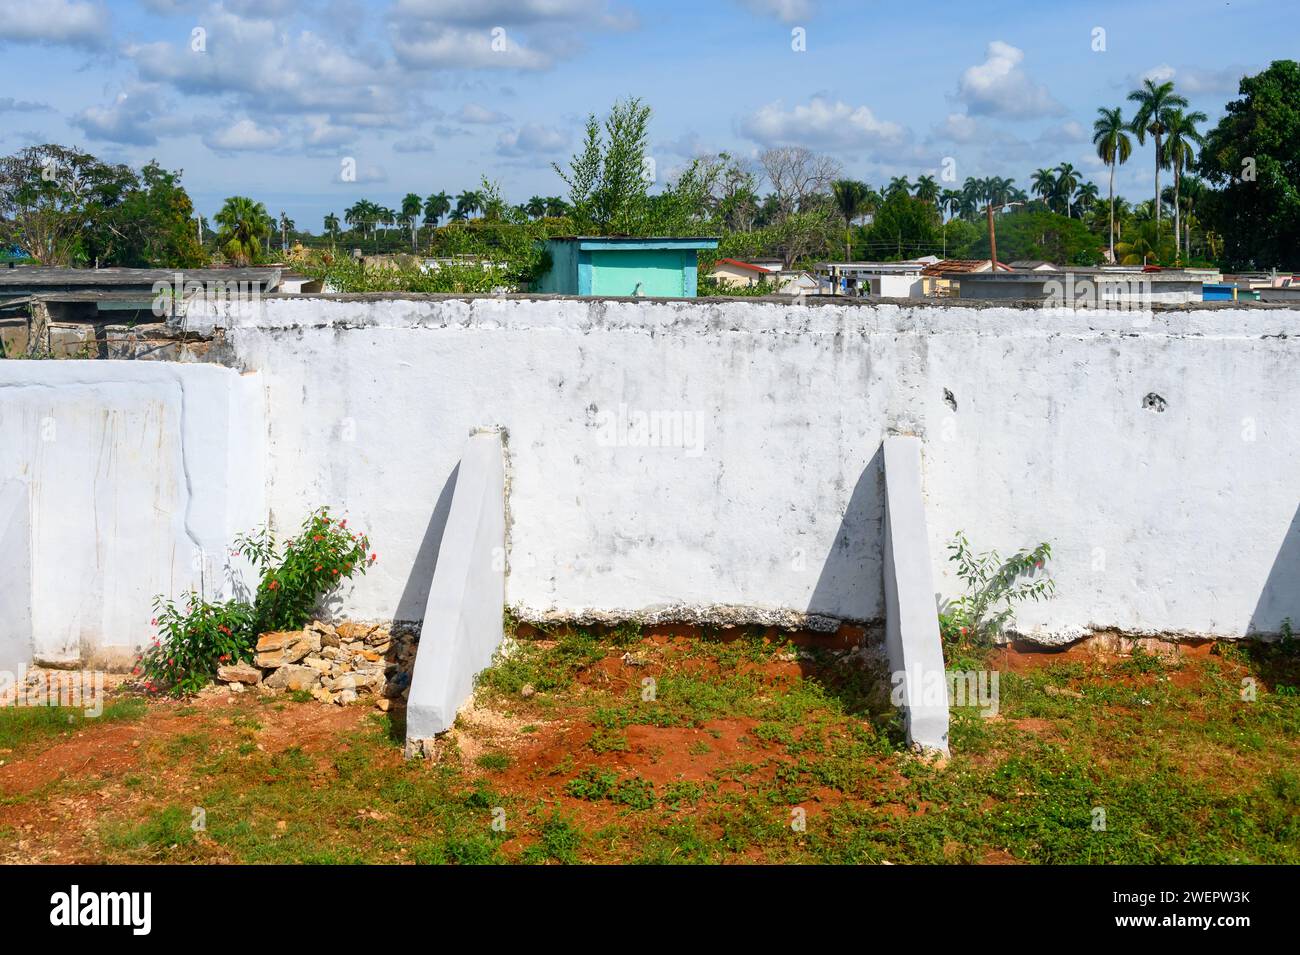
[912, 175, 940, 205]
[756, 146, 841, 220]
[401, 192, 423, 250]
[554, 97, 654, 234]
[324, 213, 340, 245]
[0, 144, 137, 265]
[214, 195, 271, 266]
[1198, 60, 1300, 270]
[1092, 106, 1133, 263]
[1054, 163, 1081, 218]
[1030, 168, 1057, 212]
[423, 191, 451, 226]
[831, 179, 872, 260]
[1161, 108, 1206, 262]
[1127, 78, 1188, 239]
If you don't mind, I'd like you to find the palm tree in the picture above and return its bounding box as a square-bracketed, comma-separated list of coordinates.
[455, 190, 482, 220]
[886, 176, 911, 199]
[524, 196, 547, 219]
[1055, 163, 1081, 217]
[831, 179, 872, 260]
[423, 191, 451, 227]
[1074, 182, 1100, 215]
[277, 210, 294, 253]
[1161, 107, 1206, 262]
[323, 213, 340, 246]
[938, 189, 962, 222]
[1127, 78, 1188, 238]
[214, 196, 271, 266]
[958, 177, 984, 221]
[1030, 168, 1058, 212]
[1178, 176, 1207, 260]
[913, 175, 940, 206]
[543, 196, 570, 218]
[985, 176, 1016, 209]
[401, 192, 423, 250]
[1116, 219, 1173, 266]
[1092, 106, 1133, 263]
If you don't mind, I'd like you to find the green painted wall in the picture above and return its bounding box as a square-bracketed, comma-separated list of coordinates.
[589, 249, 687, 297]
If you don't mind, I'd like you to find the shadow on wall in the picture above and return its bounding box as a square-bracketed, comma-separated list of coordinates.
[394, 464, 460, 622]
[807, 444, 885, 623]
[1249, 502, 1300, 635]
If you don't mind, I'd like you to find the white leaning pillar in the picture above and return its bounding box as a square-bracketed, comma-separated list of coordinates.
[405, 431, 506, 753]
[882, 435, 950, 755]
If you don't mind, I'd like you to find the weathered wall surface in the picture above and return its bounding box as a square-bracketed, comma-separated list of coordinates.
[6, 296, 1298, 659]
[208, 295, 1300, 642]
[0, 361, 265, 664]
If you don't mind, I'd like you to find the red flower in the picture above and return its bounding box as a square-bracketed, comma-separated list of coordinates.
[268, 579, 279, 591]
[370, 552, 377, 562]
[150, 617, 158, 626]
[340, 519, 347, 528]
[313, 534, 323, 542]
[218, 625, 231, 635]
[315, 564, 322, 571]
[332, 568, 339, 575]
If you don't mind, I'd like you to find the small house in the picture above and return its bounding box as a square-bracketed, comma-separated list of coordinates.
[534, 236, 719, 298]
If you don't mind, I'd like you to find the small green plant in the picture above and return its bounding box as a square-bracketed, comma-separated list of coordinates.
[136, 507, 376, 696]
[135, 595, 255, 696]
[941, 531, 1056, 648]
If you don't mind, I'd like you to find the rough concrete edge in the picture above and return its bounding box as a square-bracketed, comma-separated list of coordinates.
[506, 603, 878, 634]
[404, 431, 506, 754]
[882, 435, 950, 756]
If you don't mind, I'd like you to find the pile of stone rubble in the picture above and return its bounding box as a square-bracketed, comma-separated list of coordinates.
[215, 620, 415, 709]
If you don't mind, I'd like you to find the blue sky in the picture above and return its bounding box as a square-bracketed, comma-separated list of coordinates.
[0, 0, 1291, 230]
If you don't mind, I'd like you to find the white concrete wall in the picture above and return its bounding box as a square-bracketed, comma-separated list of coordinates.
[0, 479, 32, 674]
[213, 297, 1300, 642]
[0, 361, 265, 664]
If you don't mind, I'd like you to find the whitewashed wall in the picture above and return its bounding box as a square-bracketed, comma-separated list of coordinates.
[0, 361, 265, 665]
[6, 297, 1298, 662]
[215, 296, 1300, 642]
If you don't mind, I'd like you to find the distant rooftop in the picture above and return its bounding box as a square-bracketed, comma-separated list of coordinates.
[0, 266, 283, 292]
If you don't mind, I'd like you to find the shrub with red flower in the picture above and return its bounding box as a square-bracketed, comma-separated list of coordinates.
[138, 506, 374, 697]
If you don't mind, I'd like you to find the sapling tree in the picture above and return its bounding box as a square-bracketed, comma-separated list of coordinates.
[940, 531, 1056, 647]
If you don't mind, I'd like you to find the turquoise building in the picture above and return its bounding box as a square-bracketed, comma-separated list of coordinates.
[534, 236, 719, 297]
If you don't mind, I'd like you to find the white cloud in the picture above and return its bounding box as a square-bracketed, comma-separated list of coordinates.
[390, 26, 553, 70]
[128, 7, 409, 124]
[934, 112, 979, 143]
[734, 0, 813, 23]
[1140, 63, 1247, 96]
[202, 118, 284, 152]
[392, 136, 437, 153]
[496, 123, 570, 156]
[0, 0, 109, 48]
[0, 97, 51, 113]
[73, 86, 186, 145]
[390, 0, 635, 29]
[456, 103, 510, 124]
[738, 96, 906, 151]
[956, 40, 1063, 119]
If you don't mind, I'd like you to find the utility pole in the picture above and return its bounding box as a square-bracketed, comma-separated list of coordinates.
[985, 200, 1024, 272]
[986, 203, 997, 272]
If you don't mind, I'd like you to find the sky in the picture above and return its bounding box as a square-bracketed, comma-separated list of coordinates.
[0, 0, 1291, 230]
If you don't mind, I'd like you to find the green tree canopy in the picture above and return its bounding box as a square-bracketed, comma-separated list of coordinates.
[1197, 59, 1300, 270]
